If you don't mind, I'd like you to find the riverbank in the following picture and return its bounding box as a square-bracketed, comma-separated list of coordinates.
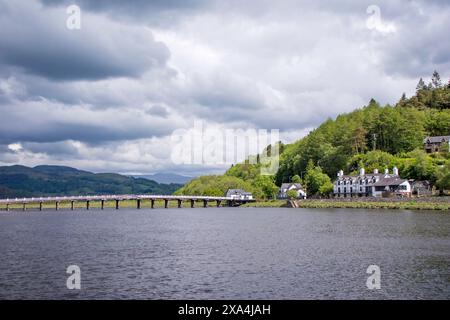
[242, 197, 450, 210]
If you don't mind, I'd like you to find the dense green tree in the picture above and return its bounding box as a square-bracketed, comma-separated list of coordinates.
[304, 163, 333, 196]
[253, 175, 279, 199]
[318, 180, 334, 197]
[286, 189, 298, 199]
[436, 162, 450, 194]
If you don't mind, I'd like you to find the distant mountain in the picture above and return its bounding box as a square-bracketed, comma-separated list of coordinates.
[0, 165, 183, 198]
[131, 172, 193, 184]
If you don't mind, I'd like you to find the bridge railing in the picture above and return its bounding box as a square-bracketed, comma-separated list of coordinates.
[0, 194, 248, 204]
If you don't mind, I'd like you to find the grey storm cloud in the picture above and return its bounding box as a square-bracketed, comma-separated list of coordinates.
[39, 0, 212, 26]
[0, 0, 170, 80]
[40, 0, 208, 12]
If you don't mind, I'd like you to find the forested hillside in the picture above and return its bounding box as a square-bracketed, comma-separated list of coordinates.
[0, 165, 182, 198]
[178, 71, 450, 198]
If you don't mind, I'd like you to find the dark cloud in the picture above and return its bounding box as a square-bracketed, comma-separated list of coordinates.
[0, 1, 170, 80]
[146, 105, 169, 118]
[41, 0, 207, 11]
[21, 141, 80, 157]
[0, 99, 180, 144]
[39, 0, 211, 26]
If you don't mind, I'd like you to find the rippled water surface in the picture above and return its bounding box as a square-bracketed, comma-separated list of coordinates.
[0, 207, 449, 299]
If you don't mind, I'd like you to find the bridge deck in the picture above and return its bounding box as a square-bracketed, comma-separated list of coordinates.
[0, 195, 253, 204]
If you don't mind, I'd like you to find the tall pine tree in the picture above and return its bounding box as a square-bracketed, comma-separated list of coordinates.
[416, 78, 426, 92]
[431, 70, 442, 88]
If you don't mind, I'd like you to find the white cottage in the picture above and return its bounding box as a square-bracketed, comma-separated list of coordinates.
[277, 183, 307, 199]
[225, 189, 253, 200]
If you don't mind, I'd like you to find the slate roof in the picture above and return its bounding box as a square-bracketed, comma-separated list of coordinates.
[423, 136, 450, 144]
[280, 183, 303, 189]
[373, 177, 408, 187]
[225, 189, 252, 195]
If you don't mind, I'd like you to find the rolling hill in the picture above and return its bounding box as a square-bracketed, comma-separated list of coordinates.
[0, 165, 182, 198]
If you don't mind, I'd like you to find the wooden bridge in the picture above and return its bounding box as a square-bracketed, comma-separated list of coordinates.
[0, 194, 255, 211]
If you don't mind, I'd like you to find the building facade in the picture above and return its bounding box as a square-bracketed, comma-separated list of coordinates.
[333, 167, 411, 198]
[225, 189, 253, 200]
[277, 183, 307, 199]
[423, 136, 450, 153]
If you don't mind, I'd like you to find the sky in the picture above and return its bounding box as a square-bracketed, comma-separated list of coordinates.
[0, 0, 449, 176]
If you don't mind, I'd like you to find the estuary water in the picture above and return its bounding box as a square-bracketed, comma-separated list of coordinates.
[0, 207, 448, 299]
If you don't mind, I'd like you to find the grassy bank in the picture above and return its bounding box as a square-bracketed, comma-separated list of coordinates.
[242, 199, 450, 210]
[296, 200, 450, 210]
[241, 200, 286, 208]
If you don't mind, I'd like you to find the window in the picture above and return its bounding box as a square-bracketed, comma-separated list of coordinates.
[338, 187, 341, 193]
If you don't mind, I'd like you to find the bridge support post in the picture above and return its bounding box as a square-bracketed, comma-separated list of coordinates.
[39, 202, 43, 211]
[55, 202, 59, 211]
[164, 199, 168, 208]
[86, 200, 90, 210]
[177, 199, 182, 208]
[22, 203, 26, 211]
[190, 199, 194, 208]
[6, 204, 9, 211]
[151, 199, 155, 209]
[137, 199, 141, 209]
[216, 200, 221, 207]
[115, 200, 120, 210]
[71, 201, 74, 210]
[101, 200, 104, 210]
[203, 200, 207, 208]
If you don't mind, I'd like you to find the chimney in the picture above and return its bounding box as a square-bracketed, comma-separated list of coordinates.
[384, 168, 389, 174]
[393, 167, 399, 176]
[359, 168, 365, 176]
[373, 169, 379, 174]
[337, 170, 344, 177]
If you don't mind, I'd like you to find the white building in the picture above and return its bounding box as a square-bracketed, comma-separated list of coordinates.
[225, 189, 253, 200]
[333, 167, 411, 198]
[277, 183, 307, 199]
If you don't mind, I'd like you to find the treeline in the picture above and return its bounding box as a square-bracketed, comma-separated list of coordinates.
[178, 71, 450, 198]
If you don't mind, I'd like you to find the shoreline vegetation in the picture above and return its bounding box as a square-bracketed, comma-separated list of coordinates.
[241, 198, 450, 210]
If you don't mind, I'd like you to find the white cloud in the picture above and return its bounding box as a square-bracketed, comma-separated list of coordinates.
[7, 143, 23, 152]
